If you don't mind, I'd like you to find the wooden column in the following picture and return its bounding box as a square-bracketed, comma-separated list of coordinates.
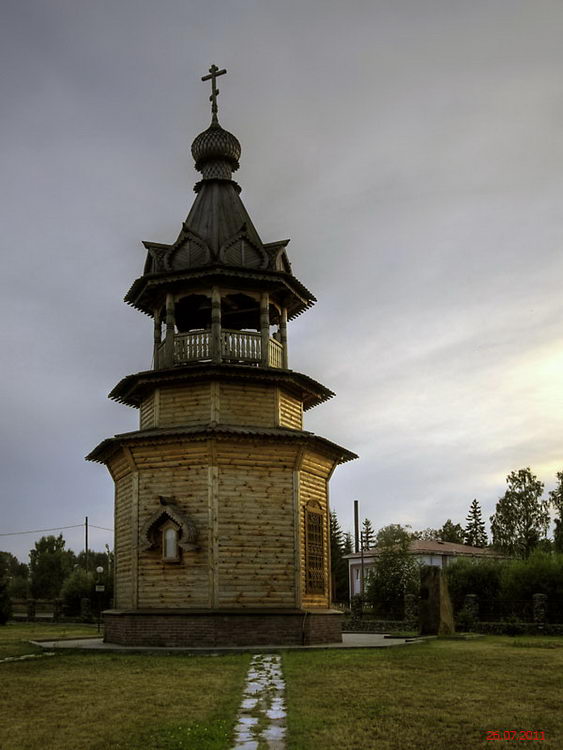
[260, 292, 270, 367]
[153, 308, 162, 370]
[211, 286, 222, 364]
[280, 306, 288, 369]
[164, 293, 175, 368]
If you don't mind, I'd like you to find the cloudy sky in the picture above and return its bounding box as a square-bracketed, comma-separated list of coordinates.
[2, 0, 563, 561]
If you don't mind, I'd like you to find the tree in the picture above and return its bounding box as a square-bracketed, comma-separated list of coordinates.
[76, 549, 113, 574]
[0, 551, 29, 599]
[549, 471, 563, 553]
[330, 512, 349, 603]
[490, 468, 550, 558]
[0, 558, 12, 625]
[0, 551, 28, 580]
[412, 528, 440, 541]
[464, 499, 488, 547]
[29, 535, 76, 599]
[361, 518, 375, 550]
[0, 578, 11, 625]
[342, 532, 353, 555]
[438, 520, 465, 544]
[366, 524, 419, 609]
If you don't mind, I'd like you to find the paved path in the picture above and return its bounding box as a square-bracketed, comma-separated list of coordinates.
[31, 632, 423, 654]
[232, 654, 286, 750]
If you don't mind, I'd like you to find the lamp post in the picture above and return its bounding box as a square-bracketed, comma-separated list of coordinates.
[95, 566, 105, 634]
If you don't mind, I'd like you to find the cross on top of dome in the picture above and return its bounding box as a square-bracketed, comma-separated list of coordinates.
[201, 64, 227, 125]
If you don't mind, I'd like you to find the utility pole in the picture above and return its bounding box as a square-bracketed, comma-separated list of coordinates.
[85, 516, 89, 572]
[354, 500, 359, 553]
[353, 500, 365, 598]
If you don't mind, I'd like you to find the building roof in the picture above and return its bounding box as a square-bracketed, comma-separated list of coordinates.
[86, 423, 358, 465]
[108, 363, 335, 411]
[345, 539, 502, 561]
[125, 106, 315, 318]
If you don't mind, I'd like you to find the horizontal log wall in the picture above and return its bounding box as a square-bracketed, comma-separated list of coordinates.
[220, 383, 276, 427]
[299, 450, 336, 609]
[157, 384, 211, 427]
[278, 389, 303, 430]
[114, 472, 135, 609]
[217, 461, 295, 608]
[139, 392, 156, 430]
[109, 437, 342, 614]
[136, 460, 211, 609]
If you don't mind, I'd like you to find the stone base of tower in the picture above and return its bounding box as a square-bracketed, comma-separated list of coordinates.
[103, 608, 342, 647]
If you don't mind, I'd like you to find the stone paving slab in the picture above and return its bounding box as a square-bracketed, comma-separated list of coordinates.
[232, 654, 286, 749]
[31, 632, 423, 654]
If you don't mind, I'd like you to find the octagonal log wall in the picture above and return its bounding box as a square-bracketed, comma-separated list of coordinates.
[107, 437, 335, 612]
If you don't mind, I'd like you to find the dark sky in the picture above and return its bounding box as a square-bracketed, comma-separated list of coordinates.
[2, 0, 563, 561]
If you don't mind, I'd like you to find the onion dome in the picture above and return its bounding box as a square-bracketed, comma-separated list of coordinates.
[191, 122, 241, 180]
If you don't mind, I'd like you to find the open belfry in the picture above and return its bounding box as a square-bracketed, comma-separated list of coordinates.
[87, 66, 357, 646]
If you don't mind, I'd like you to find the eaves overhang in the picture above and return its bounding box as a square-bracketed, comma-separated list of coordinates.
[86, 424, 358, 465]
[124, 266, 316, 319]
[108, 363, 335, 412]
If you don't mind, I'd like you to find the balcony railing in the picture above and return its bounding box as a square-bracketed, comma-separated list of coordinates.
[157, 329, 285, 369]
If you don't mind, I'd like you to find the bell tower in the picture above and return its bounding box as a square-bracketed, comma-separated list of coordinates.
[87, 66, 356, 646]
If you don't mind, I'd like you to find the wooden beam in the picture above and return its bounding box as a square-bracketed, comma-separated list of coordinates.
[280, 306, 288, 368]
[164, 293, 175, 367]
[211, 286, 222, 364]
[153, 308, 161, 369]
[260, 292, 269, 367]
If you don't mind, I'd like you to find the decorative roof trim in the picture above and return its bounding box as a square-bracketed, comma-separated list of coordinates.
[107, 364, 334, 410]
[124, 265, 316, 318]
[86, 424, 358, 466]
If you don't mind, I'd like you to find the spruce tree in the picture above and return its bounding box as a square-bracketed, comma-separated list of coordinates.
[361, 518, 375, 550]
[342, 532, 353, 555]
[464, 499, 487, 547]
[329, 511, 349, 603]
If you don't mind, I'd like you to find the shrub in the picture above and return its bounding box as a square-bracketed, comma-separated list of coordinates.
[456, 606, 478, 633]
[446, 557, 504, 612]
[501, 616, 526, 636]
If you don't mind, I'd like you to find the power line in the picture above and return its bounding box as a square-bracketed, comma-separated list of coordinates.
[0, 522, 114, 537]
[0, 524, 84, 537]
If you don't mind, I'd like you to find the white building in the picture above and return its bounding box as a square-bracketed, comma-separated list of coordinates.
[345, 539, 501, 598]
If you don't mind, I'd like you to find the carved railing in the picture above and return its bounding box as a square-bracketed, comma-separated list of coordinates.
[221, 329, 261, 362]
[157, 329, 284, 368]
[174, 330, 210, 362]
[268, 338, 283, 368]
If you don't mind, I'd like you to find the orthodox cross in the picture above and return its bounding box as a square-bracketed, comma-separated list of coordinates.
[202, 64, 227, 124]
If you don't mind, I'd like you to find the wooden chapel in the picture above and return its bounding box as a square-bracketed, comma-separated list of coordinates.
[87, 66, 357, 646]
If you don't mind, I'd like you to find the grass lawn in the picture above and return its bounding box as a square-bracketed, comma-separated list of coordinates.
[0, 623, 250, 750]
[2, 625, 562, 750]
[0, 622, 99, 658]
[284, 636, 563, 749]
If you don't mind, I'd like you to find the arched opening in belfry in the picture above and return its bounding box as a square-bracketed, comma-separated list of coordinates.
[175, 294, 211, 332]
[222, 293, 260, 331]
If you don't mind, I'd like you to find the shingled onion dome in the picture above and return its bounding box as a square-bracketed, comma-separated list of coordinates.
[191, 122, 241, 181]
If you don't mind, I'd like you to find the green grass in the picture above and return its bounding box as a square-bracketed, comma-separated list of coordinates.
[0, 648, 249, 750]
[2, 626, 562, 750]
[283, 636, 563, 749]
[0, 622, 99, 658]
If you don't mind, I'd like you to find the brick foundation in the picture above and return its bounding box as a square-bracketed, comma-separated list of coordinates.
[103, 608, 342, 647]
